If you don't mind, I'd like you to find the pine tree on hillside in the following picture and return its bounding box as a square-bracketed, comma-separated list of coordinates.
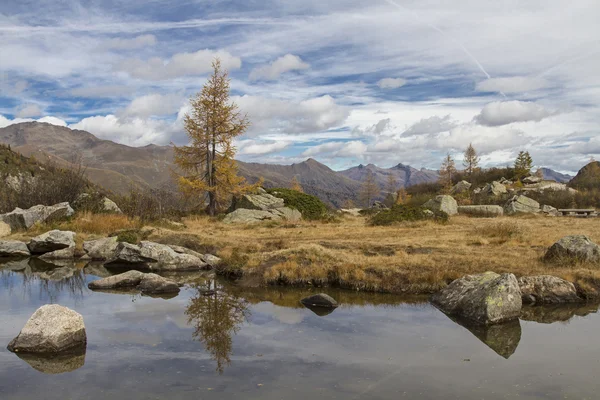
[290, 176, 303, 192]
[439, 153, 457, 190]
[173, 59, 260, 216]
[463, 143, 480, 176]
[514, 151, 533, 179]
[359, 170, 380, 208]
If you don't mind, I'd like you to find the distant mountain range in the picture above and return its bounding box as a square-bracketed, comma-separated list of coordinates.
[0, 122, 577, 208]
[538, 168, 573, 183]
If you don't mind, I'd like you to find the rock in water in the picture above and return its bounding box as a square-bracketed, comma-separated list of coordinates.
[27, 230, 76, 254]
[457, 205, 504, 217]
[39, 247, 75, 260]
[88, 270, 180, 295]
[504, 195, 540, 215]
[139, 241, 207, 271]
[83, 237, 119, 260]
[105, 242, 156, 266]
[544, 235, 600, 263]
[136, 273, 180, 294]
[0, 240, 31, 257]
[430, 272, 522, 325]
[300, 293, 339, 308]
[423, 195, 458, 216]
[7, 304, 87, 354]
[518, 276, 582, 304]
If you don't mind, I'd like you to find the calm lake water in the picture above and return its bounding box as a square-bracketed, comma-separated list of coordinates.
[1, 259, 599, 400]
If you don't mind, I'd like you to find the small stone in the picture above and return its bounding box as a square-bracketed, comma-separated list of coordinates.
[300, 293, 339, 308]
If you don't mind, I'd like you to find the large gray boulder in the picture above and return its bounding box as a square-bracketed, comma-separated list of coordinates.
[0, 202, 74, 231]
[541, 205, 560, 216]
[7, 304, 87, 354]
[223, 207, 301, 224]
[518, 276, 582, 304]
[83, 237, 119, 260]
[88, 270, 180, 295]
[451, 181, 472, 195]
[457, 205, 504, 217]
[544, 235, 600, 263]
[233, 192, 285, 211]
[522, 176, 543, 184]
[39, 246, 75, 260]
[0, 221, 11, 238]
[167, 245, 222, 269]
[139, 241, 208, 271]
[101, 197, 122, 213]
[483, 181, 508, 196]
[423, 195, 458, 216]
[300, 293, 339, 309]
[27, 230, 75, 254]
[431, 272, 522, 325]
[504, 195, 540, 215]
[0, 240, 31, 257]
[104, 242, 156, 266]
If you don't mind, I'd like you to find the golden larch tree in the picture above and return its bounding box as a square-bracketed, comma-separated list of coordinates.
[463, 143, 480, 176]
[174, 59, 259, 216]
[439, 153, 457, 191]
[290, 176, 303, 192]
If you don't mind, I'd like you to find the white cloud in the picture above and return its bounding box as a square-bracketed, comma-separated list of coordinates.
[377, 78, 406, 89]
[120, 94, 183, 118]
[16, 104, 43, 118]
[238, 140, 292, 155]
[402, 115, 457, 136]
[0, 115, 67, 128]
[474, 101, 556, 127]
[302, 140, 366, 157]
[103, 34, 157, 50]
[117, 49, 242, 80]
[249, 54, 310, 81]
[69, 115, 176, 146]
[14, 80, 28, 94]
[475, 76, 551, 94]
[70, 86, 134, 98]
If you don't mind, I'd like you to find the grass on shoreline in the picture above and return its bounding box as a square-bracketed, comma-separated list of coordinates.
[8, 212, 600, 298]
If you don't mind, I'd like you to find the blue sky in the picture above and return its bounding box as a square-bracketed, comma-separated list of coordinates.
[1, 0, 599, 172]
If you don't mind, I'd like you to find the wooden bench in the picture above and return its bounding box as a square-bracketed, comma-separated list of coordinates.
[557, 209, 597, 217]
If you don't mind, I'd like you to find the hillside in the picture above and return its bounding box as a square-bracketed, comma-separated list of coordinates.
[569, 161, 600, 190]
[539, 168, 573, 183]
[339, 163, 439, 192]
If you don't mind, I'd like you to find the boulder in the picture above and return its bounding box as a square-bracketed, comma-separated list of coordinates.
[27, 230, 76, 254]
[518, 276, 582, 304]
[139, 241, 208, 271]
[522, 176, 543, 184]
[104, 242, 156, 266]
[0, 240, 30, 257]
[300, 293, 339, 309]
[202, 254, 222, 268]
[430, 272, 522, 325]
[83, 237, 119, 260]
[39, 246, 75, 260]
[167, 244, 204, 259]
[7, 304, 87, 354]
[0, 221, 11, 238]
[423, 195, 458, 216]
[101, 197, 122, 213]
[232, 193, 285, 211]
[483, 181, 507, 196]
[223, 207, 301, 224]
[0, 202, 74, 231]
[340, 208, 362, 217]
[457, 205, 504, 217]
[451, 181, 472, 195]
[544, 235, 600, 263]
[88, 270, 180, 295]
[504, 195, 540, 215]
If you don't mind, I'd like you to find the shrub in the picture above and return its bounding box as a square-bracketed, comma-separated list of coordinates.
[116, 230, 140, 244]
[266, 188, 328, 220]
[369, 205, 448, 226]
[114, 186, 196, 222]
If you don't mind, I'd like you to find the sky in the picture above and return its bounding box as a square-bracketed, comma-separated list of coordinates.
[0, 0, 599, 173]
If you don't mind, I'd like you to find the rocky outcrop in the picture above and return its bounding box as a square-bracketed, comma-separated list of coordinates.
[541, 205, 560, 216]
[39, 246, 75, 260]
[482, 181, 507, 196]
[423, 195, 458, 216]
[0, 202, 74, 231]
[202, 254, 222, 268]
[522, 176, 542, 184]
[451, 181, 472, 195]
[101, 197, 122, 213]
[27, 230, 75, 254]
[83, 237, 118, 260]
[7, 304, 87, 354]
[544, 235, 600, 263]
[457, 205, 504, 217]
[232, 192, 285, 211]
[104, 242, 154, 266]
[518, 276, 582, 304]
[0, 240, 30, 257]
[504, 195, 540, 215]
[0, 221, 11, 238]
[88, 270, 180, 295]
[223, 207, 302, 224]
[139, 241, 207, 271]
[431, 272, 522, 325]
[300, 293, 339, 308]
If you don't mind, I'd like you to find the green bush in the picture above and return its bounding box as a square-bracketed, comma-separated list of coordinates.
[267, 188, 328, 221]
[368, 205, 448, 226]
[116, 230, 140, 244]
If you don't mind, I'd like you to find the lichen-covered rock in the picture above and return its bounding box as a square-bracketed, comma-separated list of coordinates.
[544, 235, 600, 263]
[541, 205, 560, 217]
[0, 240, 30, 257]
[0, 202, 74, 231]
[522, 176, 543, 184]
[39, 246, 75, 260]
[27, 230, 76, 254]
[431, 272, 522, 325]
[7, 304, 86, 354]
[483, 181, 508, 196]
[88, 270, 180, 295]
[518, 276, 582, 304]
[0, 221, 11, 238]
[233, 193, 285, 211]
[423, 195, 458, 216]
[300, 293, 339, 308]
[101, 197, 122, 213]
[223, 207, 301, 224]
[83, 237, 119, 260]
[202, 254, 222, 268]
[457, 205, 504, 217]
[136, 273, 181, 294]
[451, 181, 472, 195]
[504, 195, 540, 215]
[139, 241, 207, 271]
[104, 242, 156, 266]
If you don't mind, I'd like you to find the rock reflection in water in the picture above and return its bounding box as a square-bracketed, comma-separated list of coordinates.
[13, 348, 86, 374]
[447, 315, 522, 359]
[303, 305, 336, 317]
[185, 280, 251, 374]
[520, 303, 600, 324]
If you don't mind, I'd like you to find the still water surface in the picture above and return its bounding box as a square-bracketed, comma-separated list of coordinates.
[1, 260, 599, 399]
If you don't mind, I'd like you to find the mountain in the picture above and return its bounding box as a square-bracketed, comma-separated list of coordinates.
[568, 162, 600, 190]
[538, 168, 573, 183]
[339, 163, 439, 191]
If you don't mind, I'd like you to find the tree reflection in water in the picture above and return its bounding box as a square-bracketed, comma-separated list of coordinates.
[185, 280, 251, 374]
